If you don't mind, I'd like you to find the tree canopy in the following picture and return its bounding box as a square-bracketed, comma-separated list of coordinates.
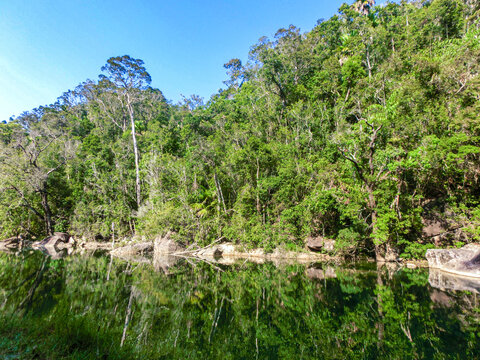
[1, 0, 479, 259]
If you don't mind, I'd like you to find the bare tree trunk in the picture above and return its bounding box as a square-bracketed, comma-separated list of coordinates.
[256, 158, 261, 215]
[214, 173, 227, 215]
[366, 123, 383, 261]
[376, 264, 385, 353]
[365, 45, 373, 78]
[39, 184, 54, 236]
[367, 184, 382, 261]
[120, 287, 135, 347]
[126, 94, 141, 208]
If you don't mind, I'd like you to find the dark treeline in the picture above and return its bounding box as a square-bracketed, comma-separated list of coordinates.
[1, 0, 479, 260]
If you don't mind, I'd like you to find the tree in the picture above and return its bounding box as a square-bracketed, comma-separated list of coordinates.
[334, 103, 401, 261]
[354, 0, 375, 16]
[100, 55, 152, 208]
[0, 107, 76, 236]
[223, 58, 246, 89]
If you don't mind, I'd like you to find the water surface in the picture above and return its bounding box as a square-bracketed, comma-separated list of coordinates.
[0, 250, 479, 359]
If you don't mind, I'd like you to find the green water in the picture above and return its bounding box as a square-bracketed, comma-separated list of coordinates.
[0, 250, 479, 360]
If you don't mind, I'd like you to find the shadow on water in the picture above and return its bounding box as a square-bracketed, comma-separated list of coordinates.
[0, 249, 480, 359]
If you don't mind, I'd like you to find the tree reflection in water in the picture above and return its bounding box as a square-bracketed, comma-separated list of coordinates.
[0, 250, 479, 359]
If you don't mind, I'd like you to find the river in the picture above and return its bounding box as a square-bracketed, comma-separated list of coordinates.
[0, 249, 479, 359]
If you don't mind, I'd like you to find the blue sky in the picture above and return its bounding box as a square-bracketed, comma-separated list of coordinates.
[0, 0, 347, 121]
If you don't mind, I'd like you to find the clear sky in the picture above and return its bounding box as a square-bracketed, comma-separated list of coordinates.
[0, 0, 347, 121]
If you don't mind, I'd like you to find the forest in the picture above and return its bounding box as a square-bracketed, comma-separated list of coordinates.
[1, 0, 479, 260]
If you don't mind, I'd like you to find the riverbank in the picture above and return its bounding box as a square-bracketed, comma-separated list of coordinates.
[1, 232, 431, 268]
[73, 235, 430, 269]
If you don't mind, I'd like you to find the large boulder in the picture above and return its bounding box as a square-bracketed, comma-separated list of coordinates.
[33, 232, 75, 251]
[306, 236, 335, 252]
[426, 244, 480, 278]
[429, 268, 480, 294]
[154, 232, 184, 255]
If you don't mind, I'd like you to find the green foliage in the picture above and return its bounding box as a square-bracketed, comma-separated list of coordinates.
[399, 242, 437, 260]
[336, 228, 361, 252]
[1, 0, 479, 259]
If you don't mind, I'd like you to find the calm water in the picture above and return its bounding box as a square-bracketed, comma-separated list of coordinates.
[0, 250, 479, 359]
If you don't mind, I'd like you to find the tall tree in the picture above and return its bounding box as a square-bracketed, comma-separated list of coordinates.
[100, 55, 152, 208]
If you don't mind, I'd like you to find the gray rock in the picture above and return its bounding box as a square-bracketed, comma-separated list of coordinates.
[154, 232, 184, 255]
[429, 268, 480, 293]
[426, 244, 480, 278]
[33, 232, 75, 251]
[196, 246, 222, 258]
[306, 236, 336, 252]
[306, 267, 337, 280]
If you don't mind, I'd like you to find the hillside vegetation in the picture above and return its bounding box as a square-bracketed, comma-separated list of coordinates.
[1, 0, 479, 259]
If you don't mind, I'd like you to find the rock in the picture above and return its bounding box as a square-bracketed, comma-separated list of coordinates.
[153, 254, 180, 274]
[111, 242, 153, 257]
[268, 248, 301, 260]
[79, 241, 113, 251]
[245, 256, 265, 264]
[323, 240, 336, 252]
[196, 246, 222, 258]
[154, 232, 184, 255]
[426, 244, 480, 278]
[217, 243, 237, 256]
[37, 246, 71, 260]
[33, 232, 75, 251]
[305, 236, 322, 251]
[193, 243, 267, 260]
[429, 268, 480, 293]
[0, 236, 25, 250]
[422, 221, 448, 238]
[217, 257, 238, 265]
[248, 248, 265, 258]
[305, 236, 336, 252]
[306, 267, 337, 280]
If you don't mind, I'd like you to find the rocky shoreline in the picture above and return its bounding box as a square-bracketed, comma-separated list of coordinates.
[426, 244, 480, 278]
[0, 231, 433, 270]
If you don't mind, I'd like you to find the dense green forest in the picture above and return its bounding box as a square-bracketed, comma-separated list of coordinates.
[1, 0, 479, 260]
